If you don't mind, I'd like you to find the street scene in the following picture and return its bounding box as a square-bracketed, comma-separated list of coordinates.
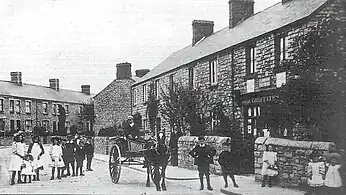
[1, 0, 346, 194]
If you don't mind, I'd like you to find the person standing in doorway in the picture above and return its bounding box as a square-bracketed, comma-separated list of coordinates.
[189, 136, 216, 191]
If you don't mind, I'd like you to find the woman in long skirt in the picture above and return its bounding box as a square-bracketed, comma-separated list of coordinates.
[27, 135, 45, 181]
[8, 131, 26, 185]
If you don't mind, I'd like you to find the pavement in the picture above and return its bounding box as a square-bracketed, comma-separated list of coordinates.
[94, 153, 306, 195]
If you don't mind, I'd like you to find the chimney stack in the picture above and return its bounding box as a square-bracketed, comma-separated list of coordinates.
[192, 20, 214, 46]
[135, 69, 150, 78]
[10, 72, 22, 86]
[49, 79, 59, 91]
[81, 85, 91, 95]
[116, 62, 132, 80]
[229, 0, 254, 28]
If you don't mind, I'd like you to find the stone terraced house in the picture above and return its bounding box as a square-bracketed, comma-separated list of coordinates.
[0, 72, 93, 135]
[93, 62, 149, 135]
[131, 0, 346, 139]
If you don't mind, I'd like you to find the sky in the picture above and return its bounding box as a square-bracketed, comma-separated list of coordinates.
[0, 0, 281, 94]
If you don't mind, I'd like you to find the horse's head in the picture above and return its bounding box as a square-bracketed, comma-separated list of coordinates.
[157, 131, 165, 144]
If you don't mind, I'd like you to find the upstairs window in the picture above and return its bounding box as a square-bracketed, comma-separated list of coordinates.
[9, 100, 14, 113]
[25, 120, 32, 132]
[53, 104, 57, 115]
[133, 88, 138, 105]
[246, 45, 257, 74]
[0, 99, 3, 112]
[78, 106, 83, 115]
[25, 100, 31, 113]
[154, 80, 160, 99]
[275, 34, 289, 65]
[188, 67, 196, 89]
[42, 102, 48, 114]
[142, 84, 147, 102]
[209, 59, 218, 85]
[65, 104, 69, 115]
[15, 100, 20, 113]
[169, 74, 174, 91]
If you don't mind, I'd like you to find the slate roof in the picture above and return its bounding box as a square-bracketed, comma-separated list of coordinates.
[0, 80, 93, 104]
[133, 0, 328, 86]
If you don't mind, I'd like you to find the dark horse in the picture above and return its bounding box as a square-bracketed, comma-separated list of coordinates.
[143, 131, 170, 191]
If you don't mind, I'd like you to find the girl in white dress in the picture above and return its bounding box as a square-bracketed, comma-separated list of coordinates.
[324, 153, 343, 195]
[307, 151, 325, 195]
[27, 135, 45, 181]
[9, 132, 26, 185]
[20, 154, 35, 183]
[261, 144, 278, 188]
[49, 137, 64, 180]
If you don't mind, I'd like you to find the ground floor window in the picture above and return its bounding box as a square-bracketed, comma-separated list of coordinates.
[16, 120, 21, 131]
[25, 120, 32, 132]
[0, 119, 5, 131]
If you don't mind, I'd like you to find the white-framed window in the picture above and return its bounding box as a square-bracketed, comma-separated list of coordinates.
[9, 99, 14, 113]
[53, 104, 57, 115]
[42, 120, 49, 131]
[0, 99, 4, 112]
[143, 84, 147, 102]
[64, 104, 69, 115]
[276, 34, 290, 64]
[15, 100, 20, 113]
[57, 104, 61, 115]
[276, 72, 287, 87]
[25, 100, 32, 113]
[209, 59, 218, 85]
[154, 80, 160, 99]
[133, 88, 138, 105]
[246, 79, 255, 93]
[247, 46, 257, 74]
[189, 66, 197, 89]
[210, 112, 220, 131]
[25, 120, 32, 132]
[42, 102, 48, 114]
[65, 121, 70, 133]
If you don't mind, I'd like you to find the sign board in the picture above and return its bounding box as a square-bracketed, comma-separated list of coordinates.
[242, 95, 279, 105]
[258, 77, 271, 88]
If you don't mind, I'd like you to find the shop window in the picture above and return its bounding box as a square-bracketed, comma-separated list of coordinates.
[276, 72, 287, 87]
[246, 79, 255, 93]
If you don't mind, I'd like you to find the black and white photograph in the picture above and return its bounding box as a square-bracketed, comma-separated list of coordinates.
[0, 0, 345, 194]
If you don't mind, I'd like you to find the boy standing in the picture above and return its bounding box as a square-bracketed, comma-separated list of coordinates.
[189, 136, 216, 191]
[218, 139, 239, 188]
[84, 137, 94, 171]
[63, 135, 76, 177]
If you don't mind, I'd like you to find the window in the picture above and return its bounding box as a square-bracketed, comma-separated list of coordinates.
[15, 100, 20, 113]
[246, 79, 255, 93]
[154, 80, 160, 99]
[57, 104, 61, 115]
[42, 102, 48, 114]
[133, 88, 138, 105]
[78, 106, 83, 115]
[16, 120, 21, 131]
[65, 104, 69, 115]
[0, 119, 4, 131]
[142, 84, 147, 102]
[10, 100, 14, 113]
[246, 46, 257, 74]
[143, 119, 147, 130]
[275, 34, 289, 65]
[10, 120, 15, 131]
[246, 106, 261, 137]
[189, 67, 196, 89]
[276, 72, 287, 87]
[25, 100, 31, 113]
[0, 99, 3, 112]
[42, 120, 49, 131]
[53, 104, 57, 115]
[169, 74, 174, 91]
[65, 121, 70, 133]
[53, 121, 57, 132]
[210, 112, 220, 131]
[25, 120, 32, 132]
[209, 59, 218, 85]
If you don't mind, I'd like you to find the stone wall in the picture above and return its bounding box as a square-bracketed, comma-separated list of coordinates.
[94, 136, 110, 155]
[178, 136, 231, 175]
[254, 137, 335, 187]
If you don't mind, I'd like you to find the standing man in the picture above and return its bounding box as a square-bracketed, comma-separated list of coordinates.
[218, 139, 239, 188]
[123, 116, 140, 140]
[84, 137, 94, 171]
[63, 135, 76, 177]
[189, 136, 216, 191]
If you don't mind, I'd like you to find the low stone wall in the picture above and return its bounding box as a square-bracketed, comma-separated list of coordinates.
[254, 137, 335, 187]
[94, 136, 110, 155]
[177, 136, 231, 175]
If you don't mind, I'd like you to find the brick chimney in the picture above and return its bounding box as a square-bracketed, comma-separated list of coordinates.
[81, 85, 91, 95]
[116, 62, 132, 80]
[135, 69, 150, 78]
[229, 0, 254, 28]
[10, 72, 22, 86]
[49, 79, 59, 91]
[192, 20, 214, 46]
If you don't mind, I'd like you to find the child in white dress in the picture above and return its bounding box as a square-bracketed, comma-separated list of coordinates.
[20, 154, 35, 183]
[27, 135, 45, 181]
[324, 153, 343, 195]
[49, 137, 64, 180]
[9, 132, 26, 185]
[307, 151, 325, 195]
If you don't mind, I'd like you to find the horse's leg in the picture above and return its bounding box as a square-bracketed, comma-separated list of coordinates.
[161, 165, 167, 191]
[146, 164, 151, 187]
[153, 165, 161, 191]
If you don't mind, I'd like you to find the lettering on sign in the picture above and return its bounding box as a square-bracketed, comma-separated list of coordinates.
[258, 77, 271, 88]
[242, 95, 279, 105]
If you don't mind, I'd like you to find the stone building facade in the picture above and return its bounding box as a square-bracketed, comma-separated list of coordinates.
[93, 62, 149, 135]
[131, 0, 346, 138]
[0, 72, 93, 134]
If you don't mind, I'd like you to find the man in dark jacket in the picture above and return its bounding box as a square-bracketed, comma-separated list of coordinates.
[189, 136, 216, 191]
[62, 135, 76, 177]
[218, 139, 239, 188]
[84, 137, 94, 171]
[123, 116, 140, 139]
[75, 140, 85, 176]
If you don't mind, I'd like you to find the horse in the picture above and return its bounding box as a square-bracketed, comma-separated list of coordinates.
[143, 131, 170, 191]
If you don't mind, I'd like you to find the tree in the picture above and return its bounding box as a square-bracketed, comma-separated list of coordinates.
[159, 82, 210, 136]
[80, 101, 96, 133]
[58, 105, 66, 135]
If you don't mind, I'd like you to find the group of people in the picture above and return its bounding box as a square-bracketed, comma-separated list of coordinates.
[260, 144, 344, 195]
[8, 131, 94, 185]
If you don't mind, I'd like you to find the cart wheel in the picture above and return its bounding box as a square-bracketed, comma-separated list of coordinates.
[109, 145, 121, 184]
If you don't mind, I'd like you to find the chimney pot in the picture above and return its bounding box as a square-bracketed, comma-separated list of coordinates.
[192, 20, 214, 46]
[135, 69, 150, 78]
[116, 62, 132, 80]
[49, 79, 59, 91]
[229, 0, 254, 28]
[81, 85, 91, 95]
[10, 72, 22, 86]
